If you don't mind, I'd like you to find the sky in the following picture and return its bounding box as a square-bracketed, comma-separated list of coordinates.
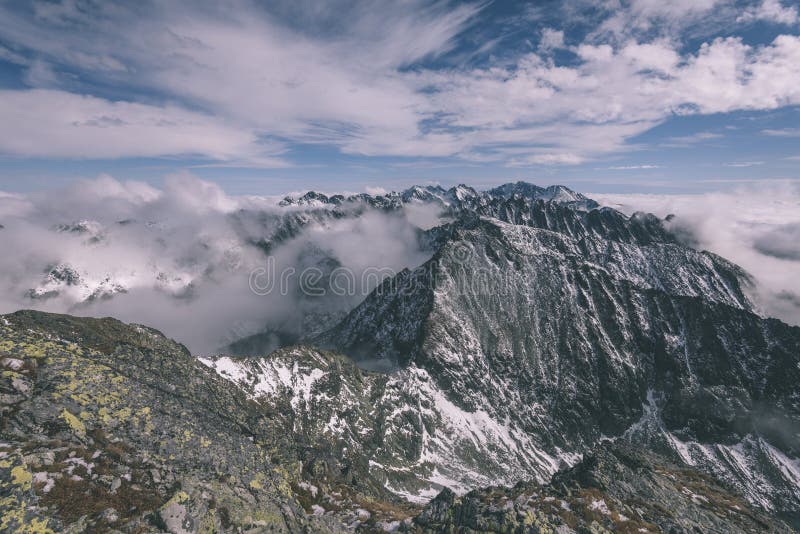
[0, 0, 799, 194]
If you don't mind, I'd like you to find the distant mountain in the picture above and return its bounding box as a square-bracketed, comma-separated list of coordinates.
[488, 181, 600, 210]
[19, 183, 601, 313]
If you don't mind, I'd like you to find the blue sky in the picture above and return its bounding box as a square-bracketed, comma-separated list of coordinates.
[0, 0, 799, 195]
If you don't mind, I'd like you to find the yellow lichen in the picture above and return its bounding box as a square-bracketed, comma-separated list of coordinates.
[98, 407, 111, 424]
[114, 407, 132, 422]
[60, 409, 86, 436]
[25, 517, 53, 533]
[10, 465, 32, 490]
[21, 344, 46, 359]
[161, 490, 190, 510]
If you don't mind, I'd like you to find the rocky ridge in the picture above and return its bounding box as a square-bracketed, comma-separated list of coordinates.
[3, 310, 797, 533]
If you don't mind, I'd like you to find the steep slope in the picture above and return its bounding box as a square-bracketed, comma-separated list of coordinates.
[315, 213, 800, 512]
[200, 346, 568, 503]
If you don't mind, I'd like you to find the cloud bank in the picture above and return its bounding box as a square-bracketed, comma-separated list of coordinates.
[0, 174, 435, 353]
[2, 174, 798, 353]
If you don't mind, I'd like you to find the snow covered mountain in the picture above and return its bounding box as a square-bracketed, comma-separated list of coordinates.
[4, 182, 800, 531]
[199, 183, 800, 521]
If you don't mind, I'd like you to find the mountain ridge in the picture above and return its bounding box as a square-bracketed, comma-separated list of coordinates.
[3, 181, 800, 532]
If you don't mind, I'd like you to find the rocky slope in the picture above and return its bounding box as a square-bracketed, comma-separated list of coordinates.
[4, 310, 797, 533]
[200, 345, 575, 503]
[409, 442, 794, 533]
[0, 311, 418, 532]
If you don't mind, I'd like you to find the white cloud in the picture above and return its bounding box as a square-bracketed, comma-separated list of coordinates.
[509, 153, 585, 166]
[0, 44, 27, 65]
[661, 132, 724, 147]
[539, 28, 565, 51]
[762, 128, 800, 137]
[589, 0, 733, 41]
[22, 60, 60, 88]
[0, 89, 285, 164]
[0, 1, 798, 165]
[620, 41, 681, 73]
[724, 161, 764, 167]
[0, 0, 482, 162]
[738, 0, 799, 25]
[419, 35, 800, 162]
[607, 165, 661, 170]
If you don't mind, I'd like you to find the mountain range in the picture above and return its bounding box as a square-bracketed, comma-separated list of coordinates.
[2, 182, 800, 532]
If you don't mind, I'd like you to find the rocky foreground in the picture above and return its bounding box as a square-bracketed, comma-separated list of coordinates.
[1, 310, 796, 532]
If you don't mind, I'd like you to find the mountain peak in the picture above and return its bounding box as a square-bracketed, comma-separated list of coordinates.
[488, 181, 599, 209]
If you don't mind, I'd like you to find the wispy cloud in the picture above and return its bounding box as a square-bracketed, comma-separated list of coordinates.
[762, 128, 800, 137]
[661, 132, 724, 148]
[737, 0, 799, 25]
[724, 161, 765, 167]
[0, 89, 287, 165]
[0, 44, 27, 65]
[606, 165, 662, 170]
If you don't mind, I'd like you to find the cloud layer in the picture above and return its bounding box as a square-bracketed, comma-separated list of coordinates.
[0, 174, 434, 353]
